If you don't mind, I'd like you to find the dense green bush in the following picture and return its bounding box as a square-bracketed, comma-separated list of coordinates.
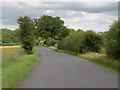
[105, 20, 120, 59]
[84, 30, 102, 52]
[58, 30, 102, 54]
[46, 37, 56, 46]
[58, 31, 85, 53]
[18, 16, 35, 54]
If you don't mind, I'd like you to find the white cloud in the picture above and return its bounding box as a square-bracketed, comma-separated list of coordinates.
[46, 10, 55, 14]
[1, 25, 18, 30]
[61, 11, 117, 32]
[1, 2, 118, 32]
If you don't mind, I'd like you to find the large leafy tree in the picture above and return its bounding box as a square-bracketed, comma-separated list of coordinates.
[57, 26, 71, 40]
[18, 16, 35, 54]
[36, 15, 64, 39]
[105, 20, 120, 59]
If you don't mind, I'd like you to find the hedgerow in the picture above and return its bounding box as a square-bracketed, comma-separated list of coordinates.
[58, 30, 102, 54]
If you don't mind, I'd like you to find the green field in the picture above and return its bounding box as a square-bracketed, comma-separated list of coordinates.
[2, 47, 39, 88]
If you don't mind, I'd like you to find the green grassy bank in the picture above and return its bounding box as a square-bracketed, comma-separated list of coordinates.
[2, 47, 40, 88]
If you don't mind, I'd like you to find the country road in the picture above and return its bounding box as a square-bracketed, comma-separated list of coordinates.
[17, 46, 118, 88]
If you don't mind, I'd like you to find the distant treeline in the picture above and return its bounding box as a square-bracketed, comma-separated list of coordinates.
[0, 28, 19, 46]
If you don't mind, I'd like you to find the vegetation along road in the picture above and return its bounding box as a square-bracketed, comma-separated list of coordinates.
[17, 46, 118, 88]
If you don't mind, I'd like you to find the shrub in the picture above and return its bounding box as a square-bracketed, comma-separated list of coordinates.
[105, 20, 120, 59]
[46, 37, 56, 46]
[35, 37, 45, 45]
[58, 30, 102, 54]
[84, 30, 102, 52]
[18, 16, 35, 54]
[58, 31, 85, 54]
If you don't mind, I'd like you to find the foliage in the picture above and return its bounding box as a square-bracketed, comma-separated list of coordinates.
[35, 15, 64, 39]
[46, 37, 57, 46]
[58, 31, 85, 53]
[58, 30, 102, 54]
[18, 16, 35, 54]
[1, 43, 19, 46]
[17, 15, 74, 47]
[1, 28, 19, 45]
[84, 30, 102, 52]
[35, 37, 45, 45]
[57, 26, 71, 40]
[105, 20, 120, 59]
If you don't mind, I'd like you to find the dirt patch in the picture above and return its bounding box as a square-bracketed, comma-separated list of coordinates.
[81, 52, 106, 58]
[50, 46, 57, 49]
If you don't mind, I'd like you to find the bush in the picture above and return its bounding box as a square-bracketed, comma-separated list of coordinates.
[18, 16, 35, 54]
[58, 30, 102, 54]
[84, 30, 102, 52]
[35, 37, 45, 45]
[105, 20, 120, 59]
[58, 31, 85, 53]
[46, 37, 56, 46]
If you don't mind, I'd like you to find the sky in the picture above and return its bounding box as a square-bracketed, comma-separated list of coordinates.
[1, 0, 119, 32]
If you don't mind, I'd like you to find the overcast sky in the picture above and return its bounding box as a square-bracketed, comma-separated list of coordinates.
[1, 0, 119, 32]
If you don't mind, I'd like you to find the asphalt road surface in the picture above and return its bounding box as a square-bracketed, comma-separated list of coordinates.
[17, 46, 118, 88]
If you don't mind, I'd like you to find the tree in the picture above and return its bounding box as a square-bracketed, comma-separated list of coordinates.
[57, 26, 70, 40]
[58, 31, 85, 53]
[36, 15, 64, 39]
[105, 20, 120, 59]
[18, 16, 35, 54]
[58, 30, 102, 54]
[84, 30, 102, 52]
[1, 28, 19, 45]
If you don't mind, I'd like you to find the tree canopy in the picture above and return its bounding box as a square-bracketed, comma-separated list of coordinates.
[35, 15, 64, 39]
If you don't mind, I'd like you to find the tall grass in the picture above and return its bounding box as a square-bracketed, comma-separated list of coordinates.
[2, 47, 24, 67]
[2, 47, 39, 88]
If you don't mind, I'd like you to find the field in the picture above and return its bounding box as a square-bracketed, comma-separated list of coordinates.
[2, 46, 39, 88]
[2, 47, 23, 67]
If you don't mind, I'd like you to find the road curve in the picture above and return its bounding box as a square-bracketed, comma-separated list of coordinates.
[17, 46, 118, 88]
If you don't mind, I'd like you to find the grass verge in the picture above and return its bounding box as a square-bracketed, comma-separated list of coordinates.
[2, 47, 40, 88]
[49, 46, 119, 73]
